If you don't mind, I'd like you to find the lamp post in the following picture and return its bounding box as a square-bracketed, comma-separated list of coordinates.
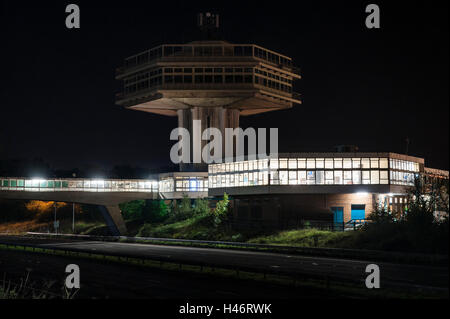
[54, 202, 57, 234]
[72, 203, 75, 233]
[72, 172, 77, 234]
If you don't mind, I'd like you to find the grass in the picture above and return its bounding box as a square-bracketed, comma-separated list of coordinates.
[248, 229, 355, 248]
[137, 213, 241, 241]
[0, 220, 49, 235]
[0, 270, 78, 299]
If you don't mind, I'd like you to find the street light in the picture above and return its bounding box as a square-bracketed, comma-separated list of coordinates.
[72, 172, 76, 233]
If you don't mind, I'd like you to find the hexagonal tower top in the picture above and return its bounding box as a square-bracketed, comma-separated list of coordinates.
[115, 14, 301, 170]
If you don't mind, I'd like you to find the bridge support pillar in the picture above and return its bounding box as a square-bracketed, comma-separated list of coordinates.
[99, 205, 127, 236]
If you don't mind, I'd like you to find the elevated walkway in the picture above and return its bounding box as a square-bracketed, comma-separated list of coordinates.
[0, 177, 160, 235]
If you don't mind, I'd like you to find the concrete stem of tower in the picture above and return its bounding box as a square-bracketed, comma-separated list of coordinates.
[178, 107, 240, 171]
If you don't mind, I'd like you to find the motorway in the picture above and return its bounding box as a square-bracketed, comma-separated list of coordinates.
[0, 236, 448, 292]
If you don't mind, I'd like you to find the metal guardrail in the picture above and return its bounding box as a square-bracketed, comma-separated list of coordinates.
[0, 239, 361, 289]
[24, 232, 449, 266]
[2, 237, 448, 293]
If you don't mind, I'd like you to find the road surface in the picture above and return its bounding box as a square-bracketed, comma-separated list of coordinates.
[0, 235, 447, 292]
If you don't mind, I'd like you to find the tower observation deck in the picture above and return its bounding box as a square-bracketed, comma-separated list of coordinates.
[115, 14, 301, 170]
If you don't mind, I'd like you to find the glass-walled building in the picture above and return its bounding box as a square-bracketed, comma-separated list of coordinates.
[208, 153, 423, 190]
[0, 178, 159, 193]
[158, 172, 209, 199]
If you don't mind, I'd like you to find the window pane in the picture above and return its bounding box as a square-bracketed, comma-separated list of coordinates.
[307, 159, 316, 169]
[288, 159, 297, 169]
[298, 159, 306, 169]
[371, 158, 379, 168]
[298, 171, 307, 184]
[361, 158, 370, 169]
[334, 171, 343, 184]
[352, 170, 361, 184]
[371, 170, 380, 184]
[316, 159, 324, 169]
[316, 171, 325, 184]
[343, 159, 352, 169]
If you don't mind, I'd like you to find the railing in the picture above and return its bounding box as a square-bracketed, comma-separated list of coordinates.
[0, 177, 159, 193]
[117, 83, 299, 103]
[344, 219, 368, 231]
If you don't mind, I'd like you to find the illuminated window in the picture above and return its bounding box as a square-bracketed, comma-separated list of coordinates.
[343, 159, 352, 169]
[362, 171, 370, 184]
[361, 158, 370, 169]
[334, 159, 343, 169]
[371, 170, 380, 184]
[307, 171, 315, 184]
[270, 171, 279, 185]
[380, 158, 388, 169]
[325, 171, 334, 184]
[316, 159, 324, 169]
[289, 171, 297, 185]
[380, 171, 389, 184]
[325, 159, 334, 169]
[279, 171, 288, 185]
[334, 171, 343, 184]
[344, 171, 352, 184]
[352, 171, 361, 184]
[352, 158, 361, 169]
[298, 159, 306, 169]
[298, 171, 307, 184]
[307, 159, 316, 169]
[270, 159, 279, 169]
[371, 158, 379, 168]
[288, 159, 297, 169]
[316, 171, 325, 184]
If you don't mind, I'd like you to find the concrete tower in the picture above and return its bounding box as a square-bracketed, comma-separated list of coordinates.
[116, 13, 301, 171]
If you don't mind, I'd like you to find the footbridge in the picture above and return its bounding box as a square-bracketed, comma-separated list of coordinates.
[0, 174, 208, 235]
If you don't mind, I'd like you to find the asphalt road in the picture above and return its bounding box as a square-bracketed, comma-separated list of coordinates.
[0, 236, 448, 291]
[1, 249, 325, 299]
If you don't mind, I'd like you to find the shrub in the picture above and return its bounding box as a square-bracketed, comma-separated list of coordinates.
[143, 200, 169, 223]
[119, 200, 145, 221]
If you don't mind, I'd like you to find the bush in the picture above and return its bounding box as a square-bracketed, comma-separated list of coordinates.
[143, 200, 169, 223]
[119, 200, 146, 221]
[166, 196, 194, 223]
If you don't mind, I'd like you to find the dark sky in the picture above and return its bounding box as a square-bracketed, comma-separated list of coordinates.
[0, 0, 448, 171]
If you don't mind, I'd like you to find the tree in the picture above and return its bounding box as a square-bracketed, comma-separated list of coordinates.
[193, 198, 210, 215]
[211, 193, 230, 227]
[25, 201, 67, 222]
[404, 176, 449, 229]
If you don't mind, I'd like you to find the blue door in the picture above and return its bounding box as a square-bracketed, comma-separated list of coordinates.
[332, 207, 344, 224]
[351, 204, 366, 220]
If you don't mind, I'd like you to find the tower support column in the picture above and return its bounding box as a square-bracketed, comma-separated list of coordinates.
[178, 107, 240, 171]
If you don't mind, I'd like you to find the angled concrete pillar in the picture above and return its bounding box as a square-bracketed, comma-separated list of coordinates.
[99, 205, 127, 236]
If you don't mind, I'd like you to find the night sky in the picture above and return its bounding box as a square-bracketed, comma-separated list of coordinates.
[0, 1, 448, 173]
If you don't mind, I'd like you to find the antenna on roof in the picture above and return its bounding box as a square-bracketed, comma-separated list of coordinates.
[197, 12, 220, 40]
